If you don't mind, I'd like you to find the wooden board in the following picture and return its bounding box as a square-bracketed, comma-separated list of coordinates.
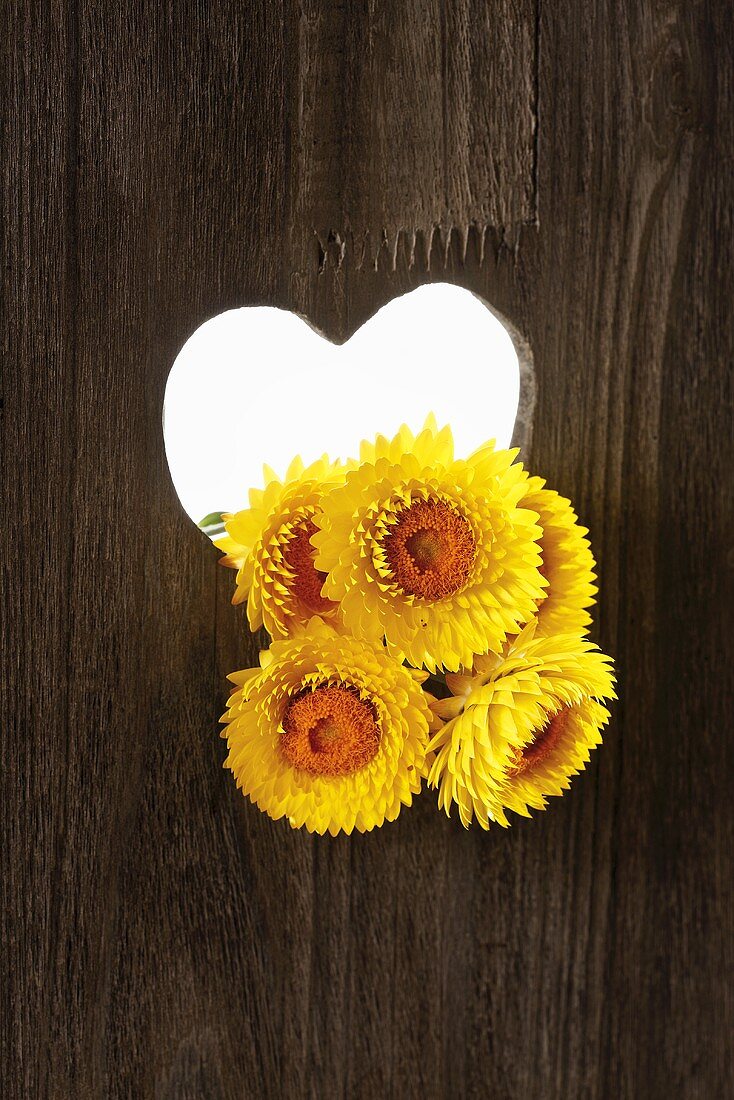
[2, 2, 732, 1097]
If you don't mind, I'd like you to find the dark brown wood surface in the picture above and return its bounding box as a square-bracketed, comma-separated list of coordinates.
[3, 2, 732, 1097]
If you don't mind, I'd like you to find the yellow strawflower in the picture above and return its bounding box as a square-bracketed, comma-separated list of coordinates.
[428, 626, 616, 827]
[520, 477, 597, 636]
[312, 417, 546, 673]
[221, 620, 433, 835]
[218, 455, 346, 638]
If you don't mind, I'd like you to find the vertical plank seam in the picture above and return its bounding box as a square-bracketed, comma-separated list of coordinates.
[440, 0, 449, 230]
[282, 0, 296, 305]
[532, 0, 541, 225]
[39, 0, 81, 1093]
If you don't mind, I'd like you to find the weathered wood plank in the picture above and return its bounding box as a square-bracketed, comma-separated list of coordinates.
[289, 0, 537, 279]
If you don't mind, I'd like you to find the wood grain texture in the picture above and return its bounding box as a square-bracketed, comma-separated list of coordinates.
[289, 0, 537, 265]
[2, 2, 732, 1098]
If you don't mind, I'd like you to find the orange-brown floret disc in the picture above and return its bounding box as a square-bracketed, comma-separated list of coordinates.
[510, 706, 571, 775]
[383, 498, 476, 600]
[280, 683, 381, 776]
[282, 518, 334, 615]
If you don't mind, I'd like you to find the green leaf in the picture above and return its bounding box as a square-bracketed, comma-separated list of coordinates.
[198, 511, 226, 538]
[199, 510, 224, 528]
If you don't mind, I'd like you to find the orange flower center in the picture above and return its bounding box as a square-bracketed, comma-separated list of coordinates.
[383, 498, 476, 599]
[280, 683, 381, 776]
[282, 517, 334, 615]
[510, 707, 571, 774]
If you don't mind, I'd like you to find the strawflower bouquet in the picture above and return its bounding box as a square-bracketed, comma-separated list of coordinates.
[213, 417, 615, 836]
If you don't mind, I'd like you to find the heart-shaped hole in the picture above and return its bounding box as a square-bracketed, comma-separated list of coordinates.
[163, 283, 525, 528]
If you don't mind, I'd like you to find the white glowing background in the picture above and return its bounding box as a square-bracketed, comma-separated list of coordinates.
[163, 283, 520, 525]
